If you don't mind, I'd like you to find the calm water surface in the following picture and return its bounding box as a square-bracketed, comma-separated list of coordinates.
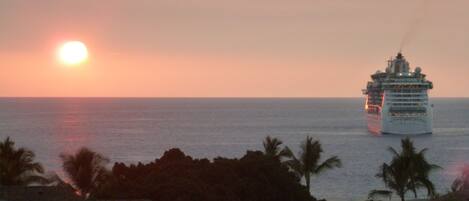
[1, 98, 469, 200]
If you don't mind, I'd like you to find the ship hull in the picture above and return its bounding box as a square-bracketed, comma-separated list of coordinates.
[366, 111, 432, 135]
[366, 113, 382, 135]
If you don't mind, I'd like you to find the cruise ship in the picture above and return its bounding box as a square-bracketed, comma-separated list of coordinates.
[363, 52, 433, 135]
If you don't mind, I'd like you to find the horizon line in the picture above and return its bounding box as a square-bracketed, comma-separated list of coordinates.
[0, 96, 468, 99]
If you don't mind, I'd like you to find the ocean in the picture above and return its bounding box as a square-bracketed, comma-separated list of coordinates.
[0, 98, 468, 200]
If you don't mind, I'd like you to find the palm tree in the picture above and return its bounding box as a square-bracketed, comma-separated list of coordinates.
[285, 136, 342, 193]
[262, 136, 291, 161]
[369, 138, 440, 201]
[0, 137, 47, 185]
[60, 147, 109, 198]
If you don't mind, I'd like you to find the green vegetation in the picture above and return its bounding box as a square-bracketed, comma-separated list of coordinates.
[0, 137, 47, 185]
[369, 138, 440, 201]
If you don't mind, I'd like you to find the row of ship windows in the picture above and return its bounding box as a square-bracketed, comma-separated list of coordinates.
[387, 98, 427, 102]
[367, 110, 428, 115]
[387, 94, 426, 97]
[388, 91, 426, 94]
[389, 89, 424, 93]
[387, 94, 427, 98]
[386, 85, 427, 88]
[368, 98, 427, 101]
[389, 112, 427, 117]
[367, 102, 427, 106]
[389, 106, 426, 111]
[389, 103, 428, 106]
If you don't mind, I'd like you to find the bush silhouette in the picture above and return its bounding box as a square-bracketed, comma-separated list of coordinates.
[94, 148, 316, 201]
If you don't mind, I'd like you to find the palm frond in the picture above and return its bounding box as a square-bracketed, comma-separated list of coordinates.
[60, 147, 109, 196]
[430, 164, 443, 170]
[284, 157, 304, 177]
[279, 146, 294, 160]
[417, 176, 437, 197]
[262, 136, 285, 159]
[0, 137, 45, 186]
[374, 138, 440, 201]
[314, 156, 342, 174]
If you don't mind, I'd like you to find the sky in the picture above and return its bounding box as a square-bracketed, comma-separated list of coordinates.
[0, 0, 468, 97]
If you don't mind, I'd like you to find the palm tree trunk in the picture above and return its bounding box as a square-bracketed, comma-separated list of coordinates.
[399, 192, 405, 201]
[305, 173, 311, 193]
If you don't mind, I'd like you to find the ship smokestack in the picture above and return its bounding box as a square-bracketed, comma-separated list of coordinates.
[390, 52, 409, 73]
[397, 52, 403, 59]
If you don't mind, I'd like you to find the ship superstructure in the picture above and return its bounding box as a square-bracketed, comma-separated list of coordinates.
[363, 53, 433, 135]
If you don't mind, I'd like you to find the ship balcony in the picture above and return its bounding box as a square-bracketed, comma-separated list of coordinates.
[386, 92, 427, 97]
[389, 106, 427, 113]
[389, 112, 427, 117]
[386, 97, 428, 101]
[386, 99, 428, 103]
[382, 82, 431, 85]
[387, 91, 427, 94]
[388, 102, 428, 106]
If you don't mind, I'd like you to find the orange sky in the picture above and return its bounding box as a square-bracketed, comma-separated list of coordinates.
[0, 0, 468, 97]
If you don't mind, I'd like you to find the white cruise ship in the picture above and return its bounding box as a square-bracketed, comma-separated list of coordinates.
[363, 52, 433, 135]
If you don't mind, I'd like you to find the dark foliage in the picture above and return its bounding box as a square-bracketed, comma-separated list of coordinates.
[370, 138, 440, 201]
[0, 137, 47, 185]
[262, 136, 291, 161]
[60, 147, 109, 198]
[284, 136, 341, 193]
[94, 148, 316, 201]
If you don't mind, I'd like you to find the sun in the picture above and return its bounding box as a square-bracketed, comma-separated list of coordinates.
[58, 41, 88, 65]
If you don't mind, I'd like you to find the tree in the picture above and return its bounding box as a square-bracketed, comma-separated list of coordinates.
[94, 148, 316, 201]
[285, 136, 342, 194]
[369, 138, 440, 201]
[60, 147, 109, 198]
[0, 137, 47, 185]
[262, 136, 291, 161]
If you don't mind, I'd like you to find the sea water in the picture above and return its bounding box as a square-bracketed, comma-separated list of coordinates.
[0, 98, 468, 200]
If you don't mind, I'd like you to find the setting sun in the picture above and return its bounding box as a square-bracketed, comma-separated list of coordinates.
[58, 41, 88, 65]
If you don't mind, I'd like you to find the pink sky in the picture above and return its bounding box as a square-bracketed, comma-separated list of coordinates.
[0, 0, 468, 97]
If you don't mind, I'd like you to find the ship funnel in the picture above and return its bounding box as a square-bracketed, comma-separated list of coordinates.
[397, 52, 403, 59]
[389, 52, 410, 73]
